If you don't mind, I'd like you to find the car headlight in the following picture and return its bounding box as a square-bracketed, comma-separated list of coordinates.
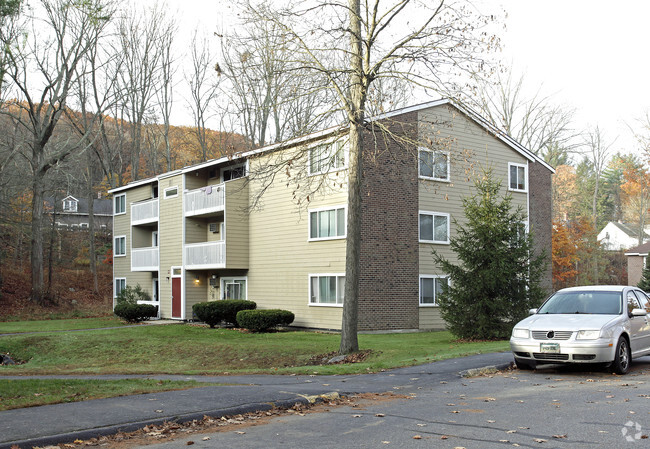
[512, 328, 529, 339]
[576, 330, 600, 340]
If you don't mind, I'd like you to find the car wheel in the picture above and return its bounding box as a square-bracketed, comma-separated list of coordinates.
[611, 337, 631, 375]
[514, 357, 536, 371]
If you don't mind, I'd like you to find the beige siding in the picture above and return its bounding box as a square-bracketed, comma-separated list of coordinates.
[158, 174, 184, 318]
[247, 150, 348, 330]
[185, 272, 207, 318]
[225, 178, 249, 269]
[417, 105, 530, 329]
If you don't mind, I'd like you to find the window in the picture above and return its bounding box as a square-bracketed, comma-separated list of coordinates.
[509, 163, 527, 192]
[164, 186, 178, 199]
[419, 276, 448, 306]
[114, 194, 126, 215]
[419, 212, 450, 244]
[222, 164, 246, 181]
[80, 223, 89, 229]
[418, 148, 450, 181]
[63, 198, 78, 212]
[114, 278, 126, 298]
[309, 141, 346, 175]
[309, 206, 346, 240]
[114, 236, 126, 256]
[309, 274, 345, 306]
[221, 277, 247, 300]
[627, 291, 641, 314]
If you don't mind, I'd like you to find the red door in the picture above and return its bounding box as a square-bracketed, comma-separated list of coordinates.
[172, 277, 182, 318]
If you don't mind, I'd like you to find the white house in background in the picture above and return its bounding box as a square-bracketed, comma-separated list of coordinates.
[598, 221, 650, 251]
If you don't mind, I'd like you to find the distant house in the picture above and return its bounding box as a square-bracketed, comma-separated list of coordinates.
[625, 242, 650, 286]
[598, 222, 650, 251]
[44, 195, 113, 232]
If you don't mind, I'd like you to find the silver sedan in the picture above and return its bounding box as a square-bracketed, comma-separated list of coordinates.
[510, 285, 650, 374]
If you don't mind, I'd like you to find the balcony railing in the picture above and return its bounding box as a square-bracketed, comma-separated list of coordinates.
[185, 241, 225, 269]
[184, 184, 225, 217]
[131, 199, 159, 225]
[131, 247, 159, 271]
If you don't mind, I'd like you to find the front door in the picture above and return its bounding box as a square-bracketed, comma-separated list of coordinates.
[172, 277, 182, 319]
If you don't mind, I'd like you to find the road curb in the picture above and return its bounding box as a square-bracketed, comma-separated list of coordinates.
[0, 397, 313, 449]
[460, 362, 512, 378]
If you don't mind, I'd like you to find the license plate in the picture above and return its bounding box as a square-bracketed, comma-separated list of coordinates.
[540, 343, 560, 353]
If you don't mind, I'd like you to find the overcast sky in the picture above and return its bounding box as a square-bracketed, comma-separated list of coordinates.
[163, 0, 650, 157]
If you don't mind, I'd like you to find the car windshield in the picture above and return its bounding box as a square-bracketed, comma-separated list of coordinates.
[537, 291, 622, 315]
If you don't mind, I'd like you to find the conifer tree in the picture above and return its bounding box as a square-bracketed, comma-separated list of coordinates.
[637, 257, 650, 292]
[433, 170, 548, 340]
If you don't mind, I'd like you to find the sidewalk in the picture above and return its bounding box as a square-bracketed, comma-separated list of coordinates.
[0, 352, 512, 449]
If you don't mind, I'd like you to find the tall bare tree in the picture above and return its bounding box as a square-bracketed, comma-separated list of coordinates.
[0, 0, 115, 302]
[243, 0, 498, 353]
[155, 15, 177, 172]
[470, 71, 577, 162]
[186, 29, 221, 162]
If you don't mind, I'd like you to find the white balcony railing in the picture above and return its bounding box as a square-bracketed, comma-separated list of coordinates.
[185, 241, 225, 268]
[184, 184, 225, 217]
[131, 199, 159, 225]
[131, 247, 159, 271]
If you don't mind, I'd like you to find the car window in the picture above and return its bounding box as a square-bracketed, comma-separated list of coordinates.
[635, 290, 650, 313]
[537, 291, 622, 314]
[627, 291, 641, 314]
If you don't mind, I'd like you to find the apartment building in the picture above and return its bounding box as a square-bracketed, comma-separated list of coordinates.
[109, 99, 553, 331]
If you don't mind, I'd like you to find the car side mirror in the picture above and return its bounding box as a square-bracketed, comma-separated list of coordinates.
[631, 308, 648, 317]
[528, 308, 537, 315]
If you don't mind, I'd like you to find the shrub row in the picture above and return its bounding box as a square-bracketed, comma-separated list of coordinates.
[113, 285, 158, 323]
[236, 309, 295, 332]
[192, 299, 256, 328]
[114, 303, 158, 323]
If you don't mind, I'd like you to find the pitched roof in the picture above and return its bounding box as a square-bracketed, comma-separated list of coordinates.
[109, 98, 554, 194]
[625, 241, 650, 256]
[604, 221, 650, 240]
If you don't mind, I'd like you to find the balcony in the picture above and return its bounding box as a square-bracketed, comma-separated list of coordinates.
[184, 184, 225, 217]
[132, 247, 159, 271]
[185, 241, 225, 269]
[131, 199, 159, 225]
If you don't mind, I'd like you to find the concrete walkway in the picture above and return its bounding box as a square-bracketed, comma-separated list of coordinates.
[0, 352, 513, 449]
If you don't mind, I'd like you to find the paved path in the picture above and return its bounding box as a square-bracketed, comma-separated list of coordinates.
[0, 352, 513, 449]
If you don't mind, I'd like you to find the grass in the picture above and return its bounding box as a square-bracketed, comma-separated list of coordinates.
[0, 317, 125, 333]
[0, 321, 510, 376]
[0, 378, 218, 411]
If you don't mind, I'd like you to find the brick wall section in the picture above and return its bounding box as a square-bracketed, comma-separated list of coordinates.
[528, 160, 553, 293]
[358, 112, 420, 330]
[628, 255, 645, 286]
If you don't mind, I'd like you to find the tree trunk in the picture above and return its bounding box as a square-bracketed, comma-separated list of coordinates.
[87, 156, 98, 294]
[339, 0, 363, 355]
[31, 163, 45, 303]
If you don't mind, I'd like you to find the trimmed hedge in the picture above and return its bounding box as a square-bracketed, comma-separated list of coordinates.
[236, 309, 295, 332]
[114, 303, 158, 323]
[192, 300, 257, 328]
[113, 285, 157, 323]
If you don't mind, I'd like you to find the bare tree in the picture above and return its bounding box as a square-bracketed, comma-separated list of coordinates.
[243, 0, 498, 353]
[0, 0, 115, 302]
[117, 4, 174, 180]
[156, 15, 177, 172]
[186, 29, 221, 162]
[470, 71, 577, 162]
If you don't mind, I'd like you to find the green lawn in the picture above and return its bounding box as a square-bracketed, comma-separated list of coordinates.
[0, 321, 509, 376]
[0, 317, 125, 334]
[0, 378, 218, 410]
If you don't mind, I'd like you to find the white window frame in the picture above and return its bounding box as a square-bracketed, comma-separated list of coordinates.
[308, 141, 347, 175]
[309, 273, 345, 307]
[164, 186, 178, 199]
[418, 211, 450, 244]
[114, 277, 126, 298]
[221, 277, 248, 300]
[419, 275, 449, 307]
[63, 198, 78, 212]
[222, 163, 247, 182]
[418, 147, 450, 182]
[114, 193, 126, 215]
[114, 235, 126, 257]
[308, 205, 347, 241]
[508, 162, 528, 192]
